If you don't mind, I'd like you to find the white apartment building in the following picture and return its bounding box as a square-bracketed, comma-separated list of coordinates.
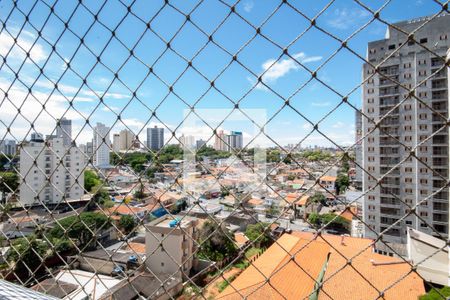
[93, 123, 111, 168]
[19, 137, 84, 207]
[362, 13, 450, 243]
[112, 133, 120, 152]
[119, 129, 135, 150]
[56, 117, 72, 146]
[145, 215, 198, 278]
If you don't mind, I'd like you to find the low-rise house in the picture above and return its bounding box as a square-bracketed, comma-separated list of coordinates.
[234, 232, 250, 250]
[33, 269, 121, 300]
[319, 175, 337, 194]
[219, 232, 425, 299]
[99, 271, 182, 300]
[74, 249, 142, 276]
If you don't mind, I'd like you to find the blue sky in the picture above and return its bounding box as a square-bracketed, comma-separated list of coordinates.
[0, 0, 443, 148]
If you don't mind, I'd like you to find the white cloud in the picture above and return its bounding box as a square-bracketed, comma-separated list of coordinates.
[327, 8, 371, 30]
[243, 0, 254, 12]
[260, 52, 322, 84]
[302, 123, 312, 130]
[332, 121, 345, 129]
[0, 30, 47, 63]
[101, 105, 120, 112]
[0, 81, 87, 142]
[83, 90, 129, 100]
[311, 101, 331, 107]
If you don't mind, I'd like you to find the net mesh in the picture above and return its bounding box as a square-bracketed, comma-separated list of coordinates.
[0, 0, 449, 299]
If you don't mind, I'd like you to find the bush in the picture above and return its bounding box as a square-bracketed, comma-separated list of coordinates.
[7, 236, 48, 276]
[308, 213, 349, 232]
[198, 221, 237, 262]
[49, 212, 111, 248]
[119, 215, 136, 235]
[245, 223, 272, 247]
[419, 286, 450, 300]
[217, 274, 237, 292]
[84, 170, 101, 192]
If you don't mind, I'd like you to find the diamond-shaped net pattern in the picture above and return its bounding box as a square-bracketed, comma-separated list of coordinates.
[0, 0, 449, 299]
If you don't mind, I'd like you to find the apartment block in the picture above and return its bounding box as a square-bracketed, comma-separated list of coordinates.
[145, 215, 198, 278]
[19, 137, 84, 207]
[214, 130, 243, 152]
[362, 13, 450, 243]
[0, 139, 17, 156]
[93, 123, 111, 168]
[147, 126, 164, 151]
[56, 117, 72, 146]
[119, 129, 135, 150]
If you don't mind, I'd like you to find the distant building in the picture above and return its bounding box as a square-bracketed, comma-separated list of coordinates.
[93, 123, 111, 168]
[196, 139, 207, 149]
[82, 141, 93, 159]
[112, 133, 120, 152]
[56, 117, 72, 146]
[30, 132, 44, 142]
[146, 126, 164, 151]
[214, 130, 227, 151]
[19, 137, 84, 206]
[145, 215, 198, 278]
[179, 134, 195, 149]
[0, 139, 16, 156]
[119, 129, 135, 150]
[227, 131, 243, 151]
[214, 130, 243, 152]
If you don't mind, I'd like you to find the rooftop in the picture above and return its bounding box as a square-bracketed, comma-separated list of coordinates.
[147, 215, 198, 229]
[219, 232, 425, 300]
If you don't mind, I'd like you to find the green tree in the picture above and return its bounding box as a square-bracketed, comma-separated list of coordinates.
[308, 213, 349, 232]
[103, 200, 115, 208]
[119, 215, 137, 235]
[49, 212, 111, 248]
[0, 154, 11, 171]
[335, 173, 349, 194]
[419, 286, 450, 300]
[7, 236, 48, 276]
[310, 192, 326, 205]
[84, 170, 101, 192]
[0, 202, 13, 221]
[0, 172, 19, 202]
[134, 182, 146, 200]
[245, 222, 272, 247]
[300, 150, 332, 161]
[92, 185, 110, 205]
[198, 221, 237, 261]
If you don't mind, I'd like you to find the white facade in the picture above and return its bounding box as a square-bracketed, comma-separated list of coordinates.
[19, 138, 84, 206]
[362, 14, 450, 243]
[145, 216, 198, 278]
[112, 133, 120, 152]
[56, 117, 72, 146]
[179, 134, 195, 149]
[119, 129, 135, 150]
[93, 123, 111, 168]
